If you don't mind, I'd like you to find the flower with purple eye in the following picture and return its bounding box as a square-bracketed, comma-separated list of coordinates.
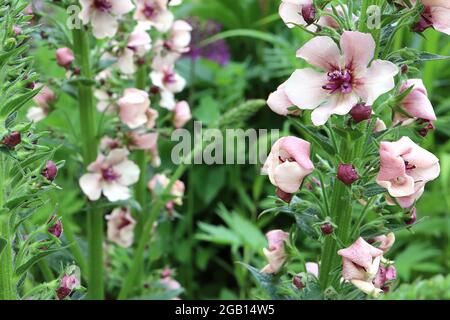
[79, 148, 140, 202]
[106, 207, 136, 248]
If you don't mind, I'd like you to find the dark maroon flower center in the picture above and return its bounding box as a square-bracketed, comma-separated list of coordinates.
[93, 0, 112, 12]
[117, 216, 133, 229]
[101, 166, 120, 182]
[163, 71, 176, 84]
[323, 69, 353, 94]
[143, 4, 157, 18]
[404, 161, 416, 171]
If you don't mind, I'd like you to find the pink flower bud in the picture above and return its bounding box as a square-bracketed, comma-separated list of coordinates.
[2, 131, 21, 149]
[42, 160, 58, 181]
[301, 3, 316, 25]
[418, 120, 435, 137]
[13, 26, 22, 36]
[349, 104, 372, 123]
[56, 47, 75, 69]
[320, 223, 333, 235]
[173, 101, 192, 128]
[48, 218, 63, 238]
[337, 164, 359, 185]
[276, 188, 293, 203]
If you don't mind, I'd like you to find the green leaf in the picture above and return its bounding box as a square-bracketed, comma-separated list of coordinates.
[289, 118, 336, 156]
[196, 222, 241, 246]
[14, 245, 70, 277]
[240, 263, 284, 300]
[0, 88, 41, 118]
[363, 183, 387, 197]
[193, 96, 221, 125]
[294, 208, 321, 240]
[200, 29, 289, 49]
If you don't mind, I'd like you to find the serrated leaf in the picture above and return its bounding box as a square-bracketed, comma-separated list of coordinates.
[363, 183, 387, 197]
[240, 263, 284, 300]
[0, 88, 41, 118]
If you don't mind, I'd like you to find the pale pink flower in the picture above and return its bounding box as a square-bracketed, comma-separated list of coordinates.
[305, 262, 319, 278]
[338, 237, 384, 297]
[407, 0, 450, 35]
[79, 148, 140, 202]
[284, 31, 399, 126]
[79, 0, 134, 39]
[262, 137, 314, 194]
[34, 85, 56, 109]
[94, 89, 117, 114]
[150, 67, 186, 94]
[106, 207, 136, 248]
[127, 131, 158, 151]
[55, 47, 75, 69]
[393, 79, 436, 126]
[279, 0, 313, 28]
[261, 230, 290, 274]
[26, 106, 48, 123]
[118, 88, 159, 129]
[117, 27, 152, 75]
[134, 0, 174, 32]
[164, 20, 192, 53]
[372, 233, 395, 253]
[376, 137, 440, 208]
[148, 173, 185, 206]
[100, 136, 121, 151]
[172, 101, 192, 128]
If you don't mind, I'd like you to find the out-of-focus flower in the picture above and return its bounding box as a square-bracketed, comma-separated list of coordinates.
[184, 18, 230, 66]
[79, 0, 135, 39]
[148, 173, 185, 206]
[279, 0, 314, 28]
[127, 131, 158, 151]
[94, 89, 117, 114]
[172, 101, 191, 128]
[284, 31, 398, 126]
[306, 262, 319, 278]
[57, 266, 81, 300]
[393, 79, 436, 133]
[261, 230, 290, 274]
[106, 207, 136, 248]
[100, 136, 122, 151]
[399, 0, 450, 35]
[55, 47, 75, 69]
[376, 137, 440, 208]
[27, 85, 56, 122]
[79, 148, 140, 202]
[263, 137, 314, 194]
[42, 160, 58, 182]
[372, 233, 395, 253]
[337, 163, 359, 185]
[165, 20, 192, 53]
[134, 0, 174, 32]
[117, 26, 152, 75]
[150, 67, 186, 94]
[118, 88, 158, 129]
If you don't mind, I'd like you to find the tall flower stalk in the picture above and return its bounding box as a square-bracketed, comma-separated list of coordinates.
[72, 29, 104, 300]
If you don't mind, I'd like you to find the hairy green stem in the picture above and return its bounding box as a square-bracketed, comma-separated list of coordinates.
[0, 154, 15, 300]
[72, 29, 104, 300]
[319, 136, 353, 289]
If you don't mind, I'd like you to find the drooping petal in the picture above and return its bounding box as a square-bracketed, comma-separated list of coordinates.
[267, 82, 294, 116]
[273, 161, 309, 193]
[102, 182, 131, 202]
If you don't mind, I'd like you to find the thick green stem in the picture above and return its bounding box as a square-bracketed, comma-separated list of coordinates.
[319, 137, 353, 289]
[359, 0, 370, 32]
[72, 29, 104, 300]
[0, 155, 15, 300]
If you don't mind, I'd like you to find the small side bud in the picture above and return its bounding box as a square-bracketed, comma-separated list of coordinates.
[292, 275, 305, 289]
[2, 131, 21, 149]
[56, 47, 75, 69]
[48, 217, 63, 238]
[301, 4, 316, 25]
[320, 223, 333, 235]
[42, 160, 58, 181]
[405, 207, 417, 225]
[349, 104, 372, 123]
[337, 164, 359, 185]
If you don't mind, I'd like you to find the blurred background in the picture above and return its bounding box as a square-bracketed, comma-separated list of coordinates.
[28, 0, 450, 299]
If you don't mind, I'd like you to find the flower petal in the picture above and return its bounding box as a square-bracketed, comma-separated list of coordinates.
[296, 36, 341, 70]
[79, 173, 102, 201]
[284, 68, 328, 109]
[340, 31, 375, 72]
